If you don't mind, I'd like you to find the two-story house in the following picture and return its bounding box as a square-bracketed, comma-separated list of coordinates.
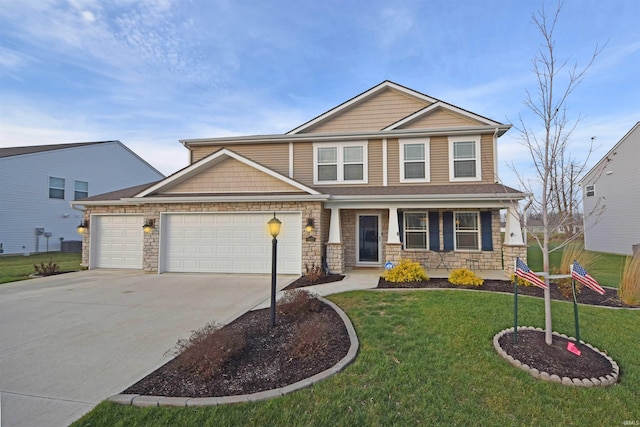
[0, 141, 164, 255]
[71, 81, 526, 275]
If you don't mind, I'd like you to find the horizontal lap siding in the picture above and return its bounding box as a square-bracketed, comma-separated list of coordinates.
[190, 143, 290, 176]
[399, 108, 480, 129]
[480, 134, 495, 183]
[368, 139, 383, 186]
[430, 136, 449, 184]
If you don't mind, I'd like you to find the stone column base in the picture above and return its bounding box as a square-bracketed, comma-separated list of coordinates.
[503, 244, 527, 277]
[384, 243, 402, 265]
[326, 243, 345, 274]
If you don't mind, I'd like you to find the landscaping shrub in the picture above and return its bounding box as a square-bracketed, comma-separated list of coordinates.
[170, 322, 246, 379]
[33, 258, 59, 275]
[448, 268, 483, 286]
[381, 259, 429, 282]
[619, 253, 640, 306]
[304, 263, 325, 284]
[277, 289, 323, 317]
[287, 312, 332, 359]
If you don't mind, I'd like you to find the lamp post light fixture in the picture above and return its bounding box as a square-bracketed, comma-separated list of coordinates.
[142, 219, 155, 233]
[268, 213, 282, 327]
[77, 220, 89, 234]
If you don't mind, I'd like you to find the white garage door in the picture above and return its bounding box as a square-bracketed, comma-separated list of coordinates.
[162, 212, 301, 274]
[92, 215, 143, 269]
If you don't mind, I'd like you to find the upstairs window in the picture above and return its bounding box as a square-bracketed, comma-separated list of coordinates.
[585, 184, 595, 197]
[314, 142, 367, 184]
[455, 211, 480, 250]
[400, 139, 430, 182]
[449, 136, 481, 181]
[49, 177, 65, 199]
[74, 180, 89, 200]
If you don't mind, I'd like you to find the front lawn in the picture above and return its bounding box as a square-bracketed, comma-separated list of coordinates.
[527, 243, 627, 288]
[73, 290, 640, 426]
[0, 252, 83, 284]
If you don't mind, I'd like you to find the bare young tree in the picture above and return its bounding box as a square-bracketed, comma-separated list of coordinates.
[509, 1, 603, 345]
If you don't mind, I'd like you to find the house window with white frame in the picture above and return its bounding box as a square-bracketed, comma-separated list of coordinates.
[74, 180, 88, 200]
[449, 136, 481, 181]
[400, 138, 430, 182]
[49, 177, 65, 199]
[314, 142, 367, 184]
[585, 184, 595, 197]
[455, 211, 480, 250]
[404, 212, 429, 250]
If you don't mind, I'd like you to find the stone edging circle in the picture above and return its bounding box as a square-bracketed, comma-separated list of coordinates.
[107, 296, 359, 407]
[493, 326, 619, 387]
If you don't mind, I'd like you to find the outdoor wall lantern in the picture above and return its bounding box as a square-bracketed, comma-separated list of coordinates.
[143, 219, 155, 233]
[305, 217, 314, 233]
[268, 213, 282, 328]
[77, 220, 89, 234]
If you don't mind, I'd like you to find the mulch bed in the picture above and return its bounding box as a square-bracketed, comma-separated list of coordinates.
[377, 278, 637, 308]
[283, 274, 345, 290]
[498, 329, 614, 379]
[123, 298, 350, 398]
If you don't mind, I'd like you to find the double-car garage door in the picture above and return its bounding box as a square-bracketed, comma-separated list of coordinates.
[91, 213, 301, 274]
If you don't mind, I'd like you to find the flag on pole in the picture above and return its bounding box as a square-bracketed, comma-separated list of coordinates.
[515, 257, 548, 290]
[571, 260, 605, 295]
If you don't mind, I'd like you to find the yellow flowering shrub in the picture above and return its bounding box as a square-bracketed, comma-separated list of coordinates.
[448, 268, 484, 286]
[382, 259, 429, 283]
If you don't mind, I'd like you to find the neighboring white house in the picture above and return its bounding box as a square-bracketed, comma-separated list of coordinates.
[0, 141, 164, 255]
[581, 122, 640, 256]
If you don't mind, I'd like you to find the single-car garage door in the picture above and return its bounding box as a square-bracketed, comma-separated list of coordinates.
[91, 215, 143, 269]
[162, 212, 301, 274]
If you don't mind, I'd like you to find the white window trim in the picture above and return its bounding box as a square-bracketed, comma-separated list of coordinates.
[585, 184, 595, 197]
[399, 138, 430, 183]
[74, 180, 89, 199]
[49, 176, 65, 199]
[403, 211, 429, 251]
[313, 141, 368, 185]
[448, 135, 482, 181]
[454, 211, 481, 251]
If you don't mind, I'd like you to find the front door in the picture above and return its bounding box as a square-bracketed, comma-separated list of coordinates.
[357, 214, 380, 264]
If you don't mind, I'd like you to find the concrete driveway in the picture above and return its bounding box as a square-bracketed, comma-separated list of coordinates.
[0, 270, 294, 427]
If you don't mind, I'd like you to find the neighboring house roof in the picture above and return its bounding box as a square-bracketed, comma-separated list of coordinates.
[0, 140, 163, 176]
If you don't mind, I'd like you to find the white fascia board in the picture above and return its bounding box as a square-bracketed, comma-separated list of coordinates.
[328, 192, 525, 202]
[70, 200, 132, 207]
[325, 200, 513, 210]
[383, 102, 508, 132]
[285, 81, 437, 135]
[121, 194, 330, 204]
[135, 148, 320, 197]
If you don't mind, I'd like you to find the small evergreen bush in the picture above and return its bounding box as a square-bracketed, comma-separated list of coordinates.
[381, 259, 429, 283]
[448, 268, 483, 286]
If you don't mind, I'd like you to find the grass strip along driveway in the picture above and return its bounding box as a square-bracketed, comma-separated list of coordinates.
[74, 290, 639, 426]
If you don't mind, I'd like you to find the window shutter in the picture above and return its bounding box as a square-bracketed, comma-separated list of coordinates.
[398, 210, 404, 245]
[443, 212, 454, 251]
[481, 211, 493, 251]
[428, 211, 440, 250]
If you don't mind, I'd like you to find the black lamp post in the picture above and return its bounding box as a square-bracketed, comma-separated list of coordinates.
[268, 213, 282, 327]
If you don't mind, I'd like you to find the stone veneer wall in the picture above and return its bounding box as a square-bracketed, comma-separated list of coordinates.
[326, 243, 345, 273]
[503, 244, 527, 277]
[83, 201, 324, 273]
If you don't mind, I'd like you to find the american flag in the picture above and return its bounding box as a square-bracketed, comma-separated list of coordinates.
[571, 260, 606, 295]
[515, 257, 548, 290]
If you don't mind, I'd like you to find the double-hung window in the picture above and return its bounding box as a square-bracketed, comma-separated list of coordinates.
[314, 142, 367, 184]
[449, 135, 481, 181]
[404, 212, 429, 250]
[400, 138, 430, 182]
[74, 180, 88, 200]
[49, 177, 65, 199]
[455, 212, 480, 250]
[585, 184, 595, 197]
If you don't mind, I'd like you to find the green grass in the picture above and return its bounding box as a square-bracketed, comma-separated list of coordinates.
[73, 290, 640, 427]
[527, 243, 627, 288]
[0, 252, 83, 284]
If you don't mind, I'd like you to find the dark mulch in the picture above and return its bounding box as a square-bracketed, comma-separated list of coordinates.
[377, 278, 637, 308]
[283, 274, 345, 290]
[123, 299, 350, 398]
[498, 329, 615, 379]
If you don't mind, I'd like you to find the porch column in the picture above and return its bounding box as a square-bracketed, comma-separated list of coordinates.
[504, 205, 524, 245]
[387, 207, 401, 244]
[328, 207, 341, 243]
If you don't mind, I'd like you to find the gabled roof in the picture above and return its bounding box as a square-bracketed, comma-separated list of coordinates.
[286, 80, 505, 135]
[0, 141, 117, 158]
[135, 148, 321, 197]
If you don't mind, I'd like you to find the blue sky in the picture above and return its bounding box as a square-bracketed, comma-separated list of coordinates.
[1, 0, 638, 189]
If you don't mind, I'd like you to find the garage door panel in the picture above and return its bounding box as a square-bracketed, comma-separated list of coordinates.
[93, 215, 143, 269]
[164, 213, 301, 274]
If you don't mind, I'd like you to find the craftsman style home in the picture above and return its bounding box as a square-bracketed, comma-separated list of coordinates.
[72, 81, 526, 275]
